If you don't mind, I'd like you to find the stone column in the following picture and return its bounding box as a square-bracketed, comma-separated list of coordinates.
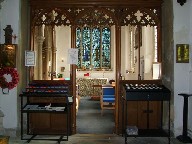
[43, 26, 53, 80]
[33, 26, 45, 80]
[0, 110, 5, 135]
[51, 26, 57, 80]
[36, 35, 45, 80]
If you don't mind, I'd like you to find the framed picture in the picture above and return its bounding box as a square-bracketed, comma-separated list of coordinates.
[176, 44, 189, 63]
[25, 50, 36, 66]
[0, 44, 17, 68]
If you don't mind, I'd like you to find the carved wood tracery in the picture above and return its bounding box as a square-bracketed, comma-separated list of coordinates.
[31, 7, 161, 27]
[119, 8, 161, 26]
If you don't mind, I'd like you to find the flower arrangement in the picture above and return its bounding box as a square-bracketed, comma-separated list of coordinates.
[0, 67, 19, 90]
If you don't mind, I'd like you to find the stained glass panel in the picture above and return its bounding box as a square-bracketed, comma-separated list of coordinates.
[76, 26, 111, 70]
[76, 28, 81, 68]
[92, 28, 101, 68]
[102, 27, 111, 68]
[82, 27, 91, 68]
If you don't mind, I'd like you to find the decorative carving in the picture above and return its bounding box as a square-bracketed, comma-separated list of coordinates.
[31, 7, 160, 27]
[74, 8, 116, 27]
[3, 25, 13, 44]
[120, 8, 160, 26]
[32, 8, 72, 26]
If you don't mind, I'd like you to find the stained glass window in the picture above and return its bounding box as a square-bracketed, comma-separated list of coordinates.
[76, 27, 111, 70]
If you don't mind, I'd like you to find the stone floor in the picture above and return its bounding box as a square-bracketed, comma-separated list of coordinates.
[8, 134, 189, 144]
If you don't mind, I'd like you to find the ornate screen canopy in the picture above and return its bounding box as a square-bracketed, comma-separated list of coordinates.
[31, 7, 161, 27]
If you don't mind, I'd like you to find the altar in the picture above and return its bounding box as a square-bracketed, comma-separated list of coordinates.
[76, 78, 108, 97]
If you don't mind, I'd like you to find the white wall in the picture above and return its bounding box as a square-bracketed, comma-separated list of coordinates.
[189, 1, 192, 136]
[0, 0, 20, 132]
[173, 0, 192, 137]
[122, 26, 154, 80]
[121, 26, 129, 78]
[55, 26, 71, 79]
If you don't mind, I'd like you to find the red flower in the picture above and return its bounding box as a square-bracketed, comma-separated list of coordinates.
[0, 67, 19, 90]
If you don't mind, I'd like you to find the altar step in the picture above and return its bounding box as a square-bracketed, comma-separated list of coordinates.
[9, 134, 124, 144]
[70, 133, 122, 140]
[9, 134, 184, 144]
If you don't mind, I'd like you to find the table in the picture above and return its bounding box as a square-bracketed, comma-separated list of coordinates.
[76, 78, 108, 97]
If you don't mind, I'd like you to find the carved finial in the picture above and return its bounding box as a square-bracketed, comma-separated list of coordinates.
[0, 0, 4, 9]
[177, 0, 187, 6]
[3, 25, 13, 44]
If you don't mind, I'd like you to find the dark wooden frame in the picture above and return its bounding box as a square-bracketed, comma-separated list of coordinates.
[29, 0, 163, 135]
[135, 26, 142, 49]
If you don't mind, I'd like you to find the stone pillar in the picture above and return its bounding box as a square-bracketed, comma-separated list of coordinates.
[33, 26, 45, 80]
[0, 110, 5, 135]
[42, 46, 51, 80]
[36, 35, 45, 80]
[51, 26, 57, 80]
[43, 26, 53, 80]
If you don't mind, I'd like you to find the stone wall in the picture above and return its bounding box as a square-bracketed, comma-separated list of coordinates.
[161, 0, 174, 134]
[0, 110, 5, 134]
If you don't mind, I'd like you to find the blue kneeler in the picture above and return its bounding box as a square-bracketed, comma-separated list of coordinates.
[100, 86, 115, 115]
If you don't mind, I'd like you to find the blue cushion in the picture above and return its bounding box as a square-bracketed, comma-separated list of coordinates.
[102, 87, 115, 103]
[103, 94, 115, 103]
[103, 88, 115, 95]
[103, 95, 115, 98]
[103, 98, 115, 103]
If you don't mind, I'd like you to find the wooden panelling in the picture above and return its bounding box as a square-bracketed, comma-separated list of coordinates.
[148, 101, 161, 129]
[30, 113, 51, 131]
[119, 80, 167, 134]
[21, 80, 73, 136]
[137, 101, 148, 129]
[127, 101, 138, 126]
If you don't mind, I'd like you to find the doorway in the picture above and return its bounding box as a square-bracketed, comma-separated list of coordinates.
[29, 2, 162, 134]
[76, 96, 115, 134]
